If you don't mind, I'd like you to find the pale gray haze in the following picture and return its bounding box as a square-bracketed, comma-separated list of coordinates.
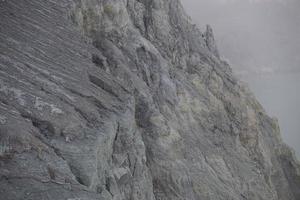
[181, 0, 300, 158]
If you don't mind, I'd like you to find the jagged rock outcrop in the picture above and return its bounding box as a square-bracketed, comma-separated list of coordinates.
[204, 24, 220, 58]
[0, 0, 299, 200]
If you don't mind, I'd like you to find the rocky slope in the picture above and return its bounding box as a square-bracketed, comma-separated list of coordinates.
[0, 0, 299, 199]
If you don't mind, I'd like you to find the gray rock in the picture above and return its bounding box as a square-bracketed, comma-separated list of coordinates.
[0, 0, 299, 200]
[204, 24, 220, 58]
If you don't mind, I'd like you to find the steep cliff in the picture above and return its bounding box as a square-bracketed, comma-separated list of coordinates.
[0, 0, 299, 200]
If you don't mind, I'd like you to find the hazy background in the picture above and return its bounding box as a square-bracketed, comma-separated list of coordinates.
[181, 0, 300, 158]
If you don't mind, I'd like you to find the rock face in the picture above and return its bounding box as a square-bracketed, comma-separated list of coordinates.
[0, 0, 299, 199]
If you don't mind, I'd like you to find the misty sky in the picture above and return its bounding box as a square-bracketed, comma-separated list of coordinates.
[181, 0, 300, 158]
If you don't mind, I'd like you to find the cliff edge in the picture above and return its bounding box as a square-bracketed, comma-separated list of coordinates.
[0, 0, 299, 199]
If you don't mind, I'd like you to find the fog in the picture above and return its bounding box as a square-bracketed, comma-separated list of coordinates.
[181, 0, 300, 158]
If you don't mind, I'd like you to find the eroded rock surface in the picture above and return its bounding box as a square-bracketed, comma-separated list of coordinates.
[0, 0, 299, 200]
